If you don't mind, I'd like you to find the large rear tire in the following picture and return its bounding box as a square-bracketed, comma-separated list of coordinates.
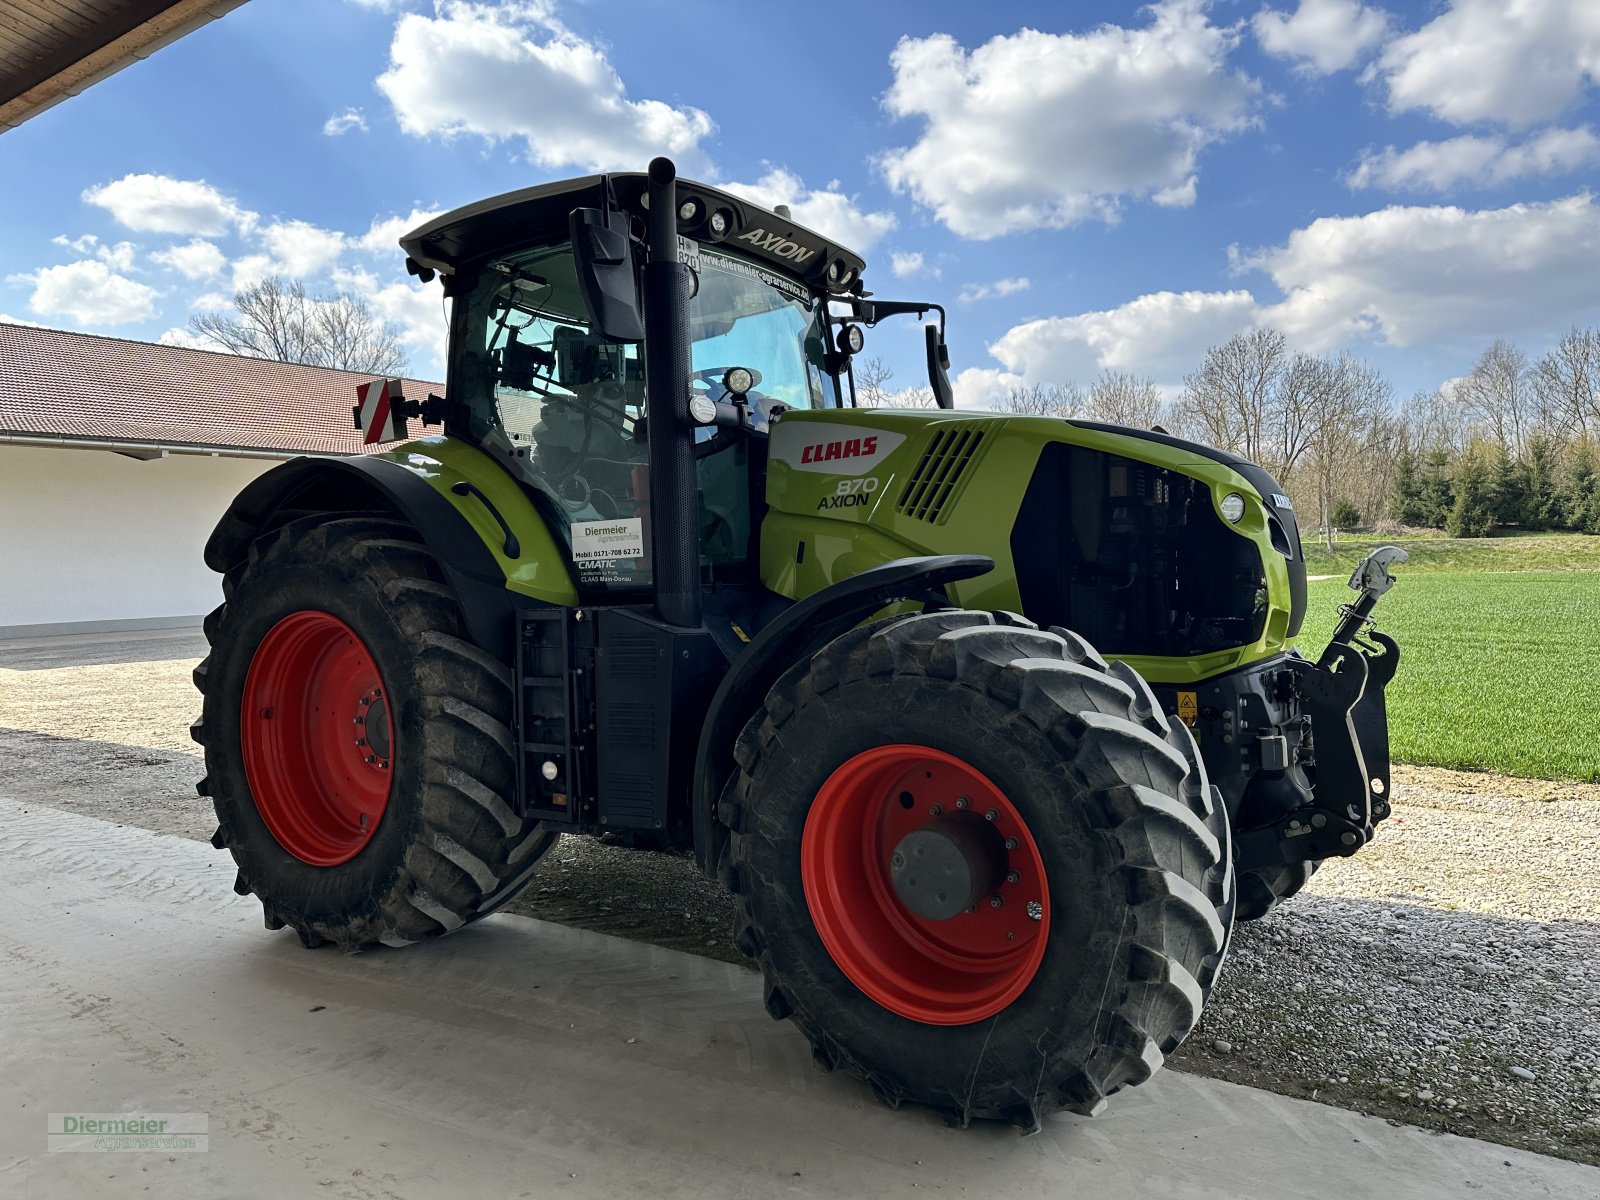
[720, 611, 1234, 1129]
[193, 516, 554, 949]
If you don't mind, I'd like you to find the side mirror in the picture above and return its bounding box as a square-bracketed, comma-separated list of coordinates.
[570, 207, 644, 344]
[926, 323, 954, 410]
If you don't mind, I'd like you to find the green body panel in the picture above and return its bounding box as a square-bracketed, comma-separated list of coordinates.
[762, 409, 1295, 684]
[375, 436, 580, 607]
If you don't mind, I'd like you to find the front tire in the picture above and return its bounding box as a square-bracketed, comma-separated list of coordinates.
[194, 516, 554, 949]
[720, 611, 1234, 1129]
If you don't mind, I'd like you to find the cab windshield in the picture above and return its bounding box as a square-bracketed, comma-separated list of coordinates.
[688, 249, 829, 417]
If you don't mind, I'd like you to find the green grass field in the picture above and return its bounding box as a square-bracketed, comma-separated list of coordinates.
[1295, 567, 1599, 782]
[1300, 532, 1600, 577]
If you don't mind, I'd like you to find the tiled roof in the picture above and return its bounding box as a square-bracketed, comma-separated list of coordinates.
[0, 322, 442, 456]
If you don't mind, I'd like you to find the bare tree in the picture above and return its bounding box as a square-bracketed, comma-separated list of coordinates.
[1178, 329, 1287, 472]
[853, 356, 896, 407]
[1399, 386, 1471, 458]
[1084, 370, 1163, 427]
[1533, 325, 1600, 437]
[1456, 339, 1536, 454]
[852, 357, 937, 408]
[191, 276, 409, 375]
[1301, 355, 1391, 549]
[999, 382, 1083, 418]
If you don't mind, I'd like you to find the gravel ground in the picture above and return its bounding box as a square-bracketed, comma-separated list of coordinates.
[3, 629, 1597, 1163]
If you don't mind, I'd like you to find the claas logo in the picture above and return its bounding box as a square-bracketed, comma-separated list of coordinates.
[800, 436, 879, 465]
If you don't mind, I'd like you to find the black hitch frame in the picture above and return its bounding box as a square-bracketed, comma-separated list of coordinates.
[1233, 546, 1406, 867]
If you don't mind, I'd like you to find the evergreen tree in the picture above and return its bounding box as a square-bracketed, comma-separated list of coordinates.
[1523, 433, 1559, 531]
[1331, 498, 1362, 529]
[1491, 444, 1530, 529]
[1390, 449, 1426, 525]
[1418, 450, 1454, 529]
[1558, 440, 1600, 533]
[1446, 448, 1497, 538]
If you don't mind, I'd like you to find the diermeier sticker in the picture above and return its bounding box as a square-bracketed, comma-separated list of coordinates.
[769, 420, 906, 477]
[572, 518, 645, 562]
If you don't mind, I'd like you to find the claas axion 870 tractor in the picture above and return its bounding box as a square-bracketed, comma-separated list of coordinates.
[194, 158, 1405, 1129]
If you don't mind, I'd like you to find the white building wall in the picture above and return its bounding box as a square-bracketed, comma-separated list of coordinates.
[0, 444, 277, 635]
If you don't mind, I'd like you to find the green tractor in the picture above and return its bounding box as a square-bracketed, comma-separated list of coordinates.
[193, 158, 1404, 1130]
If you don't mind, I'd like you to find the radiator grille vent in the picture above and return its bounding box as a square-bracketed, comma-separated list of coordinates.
[897, 427, 987, 523]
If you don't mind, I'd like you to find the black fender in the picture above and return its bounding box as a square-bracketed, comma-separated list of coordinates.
[691, 554, 993, 875]
[204, 455, 524, 661]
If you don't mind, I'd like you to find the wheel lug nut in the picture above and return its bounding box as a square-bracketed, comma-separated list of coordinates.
[1003, 837, 1019, 851]
[929, 804, 943, 817]
[955, 797, 970, 809]
[354, 716, 365, 726]
[989, 895, 1004, 908]
[984, 808, 998, 822]
[365, 755, 376, 764]
[379, 760, 389, 770]
[356, 738, 367, 747]
[1006, 870, 1021, 884]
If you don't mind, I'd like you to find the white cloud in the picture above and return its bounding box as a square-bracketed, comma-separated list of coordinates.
[986, 290, 1263, 387]
[333, 266, 450, 374]
[879, 1, 1259, 238]
[229, 254, 275, 292]
[1376, 0, 1600, 128]
[12, 260, 159, 326]
[0, 312, 50, 329]
[966, 193, 1600, 392]
[951, 367, 1025, 410]
[323, 107, 369, 136]
[357, 208, 445, 254]
[53, 234, 138, 271]
[83, 173, 256, 237]
[1249, 193, 1600, 349]
[889, 251, 937, 280]
[1252, 0, 1390, 74]
[376, 1, 714, 172]
[958, 277, 1030, 303]
[720, 169, 897, 252]
[152, 239, 226, 280]
[1348, 127, 1600, 191]
[157, 326, 218, 351]
[259, 220, 345, 277]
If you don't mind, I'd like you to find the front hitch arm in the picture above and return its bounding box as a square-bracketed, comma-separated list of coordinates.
[1236, 546, 1407, 867]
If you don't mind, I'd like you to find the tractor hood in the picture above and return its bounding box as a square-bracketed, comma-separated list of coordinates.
[399, 174, 867, 294]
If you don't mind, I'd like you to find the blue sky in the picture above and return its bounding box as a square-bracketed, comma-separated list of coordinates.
[3, 0, 1599, 406]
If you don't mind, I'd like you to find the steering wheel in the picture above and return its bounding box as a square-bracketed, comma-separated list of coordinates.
[691, 366, 763, 394]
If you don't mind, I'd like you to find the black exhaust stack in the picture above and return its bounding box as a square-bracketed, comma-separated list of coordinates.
[642, 157, 701, 629]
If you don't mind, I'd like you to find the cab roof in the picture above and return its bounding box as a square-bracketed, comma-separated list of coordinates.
[399, 173, 867, 294]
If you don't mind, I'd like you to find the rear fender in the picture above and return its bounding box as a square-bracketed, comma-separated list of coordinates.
[205, 440, 577, 661]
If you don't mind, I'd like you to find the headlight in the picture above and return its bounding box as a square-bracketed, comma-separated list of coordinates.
[1220, 492, 1246, 523]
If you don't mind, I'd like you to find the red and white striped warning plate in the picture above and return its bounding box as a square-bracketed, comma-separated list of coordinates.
[353, 378, 406, 445]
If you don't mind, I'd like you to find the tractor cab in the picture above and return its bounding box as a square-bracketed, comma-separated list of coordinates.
[399, 165, 948, 607]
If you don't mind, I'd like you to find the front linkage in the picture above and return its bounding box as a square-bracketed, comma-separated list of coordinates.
[1234, 546, 1408, 870]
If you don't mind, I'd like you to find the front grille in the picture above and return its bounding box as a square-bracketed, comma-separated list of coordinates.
[897, 427, 986, 523]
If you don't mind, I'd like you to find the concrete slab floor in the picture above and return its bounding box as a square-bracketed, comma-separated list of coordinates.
[0, 797, 1594, 1200]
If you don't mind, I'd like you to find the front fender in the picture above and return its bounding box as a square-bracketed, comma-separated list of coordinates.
[691, 554, 993, 875]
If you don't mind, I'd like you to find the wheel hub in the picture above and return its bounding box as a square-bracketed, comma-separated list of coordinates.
[890, 817, 1005, 921]
[240, 610, 394, 866]
[801, 744, 1051, 1025]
